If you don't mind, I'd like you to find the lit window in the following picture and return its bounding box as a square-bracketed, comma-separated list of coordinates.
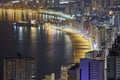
[48, 0, 49, 3]
[52, 0, 54, 3]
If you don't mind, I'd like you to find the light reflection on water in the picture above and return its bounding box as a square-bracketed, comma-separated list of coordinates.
[0, 9, 39, 22]
[30, 27, 37, 40]
[0, 9, 73, 79]
[13, 25, 16, 31]
[18, 27, 23, 40]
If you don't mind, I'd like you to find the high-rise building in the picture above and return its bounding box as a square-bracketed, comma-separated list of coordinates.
[80, 58, 104, 80]
[107, 35, 120, 80]
[97, 26, 106, 51]
[99, 0, 114, 8]
[85, 51, 105, 60]
[114, 0, 120, 8]
[80, 58, 91, 80]
[92, 0, 105, 10]
[90, 60, 104, 80]
[104, 0, 120, 8]
[85, 51, 99, 60]
[3, 55, 36, 80]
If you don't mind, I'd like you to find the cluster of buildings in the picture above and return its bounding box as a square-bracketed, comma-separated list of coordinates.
[4, 37, 120, 80]
[2, 0, 120, 80]
[57, 35, 120, 80]
[40, 0, 120, 80]
[57, 0, 120, 80]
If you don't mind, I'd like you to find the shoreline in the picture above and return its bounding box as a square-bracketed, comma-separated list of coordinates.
[50, 26, 91, 63]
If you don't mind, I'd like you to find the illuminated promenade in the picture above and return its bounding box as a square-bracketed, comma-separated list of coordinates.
[66, 32, 91, 63]
[40, 10, 91, 63]
[0, 8, 92, 63]
[44, 23, 91, 63]
[37, 10, 92, 62]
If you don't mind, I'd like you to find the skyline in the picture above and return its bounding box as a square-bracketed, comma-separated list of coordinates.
[0, 0, 120, 80]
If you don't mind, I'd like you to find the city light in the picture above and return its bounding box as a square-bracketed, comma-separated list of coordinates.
[0, 0, 120, 80]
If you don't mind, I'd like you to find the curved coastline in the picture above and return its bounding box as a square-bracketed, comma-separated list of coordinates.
[46, 23, 91, 63]
[0, 8, 91, 79]
[65, 31, 91, 63]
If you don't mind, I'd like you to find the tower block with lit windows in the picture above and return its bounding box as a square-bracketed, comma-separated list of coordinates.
[3, 53, 36, 80]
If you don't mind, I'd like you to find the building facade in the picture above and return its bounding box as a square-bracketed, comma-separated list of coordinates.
[107, 35, 120, 80]
[80, 58, 91, 80]
[4, 56, 36, 80]
[90, 60, 104, 80]
[80, 58, 104, 80]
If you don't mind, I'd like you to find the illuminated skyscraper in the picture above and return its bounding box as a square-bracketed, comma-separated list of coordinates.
[80, 58, 90, 80]
[80, 58, 104, 80]
[90, 60, 104, 80]
[104, 0, 120, 8]
[3, 55, 36, 80]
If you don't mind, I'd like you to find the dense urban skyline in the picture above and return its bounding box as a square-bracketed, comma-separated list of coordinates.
[0, 0, 120, 80]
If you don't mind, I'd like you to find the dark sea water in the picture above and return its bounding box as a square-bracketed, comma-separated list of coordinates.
[0, 9, 73, 80]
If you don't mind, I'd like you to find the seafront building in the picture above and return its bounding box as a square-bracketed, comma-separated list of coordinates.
[3, 55, 36, 80]
[80, 58, 104, 80]
[1, 0, 120, 80]
[80, 58, 90, 80]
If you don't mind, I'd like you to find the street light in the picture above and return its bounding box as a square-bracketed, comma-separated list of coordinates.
[92, 6, 96, 11]
[109, 10, 114, 15]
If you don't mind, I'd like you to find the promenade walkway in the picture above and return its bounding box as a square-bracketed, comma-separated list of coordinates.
[44, 23, 91, 63]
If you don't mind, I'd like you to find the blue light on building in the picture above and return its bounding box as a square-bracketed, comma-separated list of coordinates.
[80, 58, 104, 80]
[80, 58, 91, 80]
